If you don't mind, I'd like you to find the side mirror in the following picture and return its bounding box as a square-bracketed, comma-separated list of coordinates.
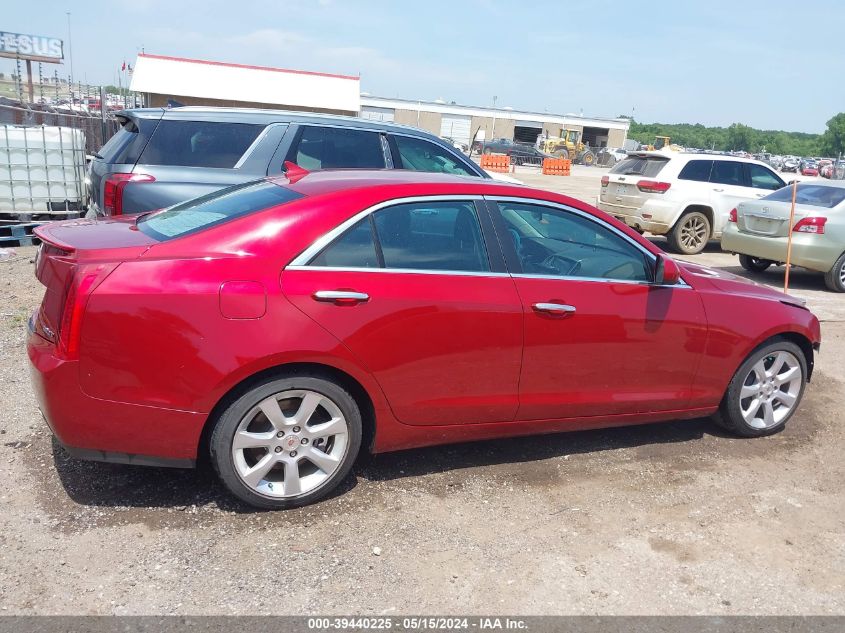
[654, 254, 681, 286]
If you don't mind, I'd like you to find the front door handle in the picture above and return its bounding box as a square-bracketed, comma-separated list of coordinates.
[533, 302, 576, 315]
[712, 188, 725, 192]
[313, 290, 369, 304]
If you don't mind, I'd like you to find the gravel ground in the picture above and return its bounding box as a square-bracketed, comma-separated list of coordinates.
[0, 170, 843, 615]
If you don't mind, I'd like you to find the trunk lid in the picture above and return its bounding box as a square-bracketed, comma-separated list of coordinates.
[32, 217, 158, 351]
[735, 200, 816, 238]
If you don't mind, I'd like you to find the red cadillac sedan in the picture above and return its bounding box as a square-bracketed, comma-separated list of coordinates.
[28, 170, 821, 509]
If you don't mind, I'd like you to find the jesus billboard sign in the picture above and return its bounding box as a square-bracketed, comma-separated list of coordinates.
[0, 32, 64, 63]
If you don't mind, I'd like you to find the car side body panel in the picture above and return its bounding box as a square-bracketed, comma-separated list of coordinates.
[28, 173, 823, 465]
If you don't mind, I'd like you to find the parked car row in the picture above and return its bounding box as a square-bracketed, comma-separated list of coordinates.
[597, 152, 786, 254]
[596, 150, 845, 291]
[24, 104, 829, 510]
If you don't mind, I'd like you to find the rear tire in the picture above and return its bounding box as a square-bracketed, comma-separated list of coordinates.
[713, 339, 807, 438]
[739, 254, 773, 273]
[580, 151, 595, 166]
[210, 375, 362, 510]
[553, 149, 570, 160]
[824, 252, 845, 292]
[667, 210, 711, 255]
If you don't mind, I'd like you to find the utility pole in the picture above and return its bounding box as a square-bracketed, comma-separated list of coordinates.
[66, 12, 75, 87]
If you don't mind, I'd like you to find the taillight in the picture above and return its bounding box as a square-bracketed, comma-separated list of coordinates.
[103, 173, 155, 215]
[637, 180, 671, 193]
[793, 217, 827, 234]
[729, 208, 737, 223]
[601, 175, 609, 187]
[57, 263, 118, 359]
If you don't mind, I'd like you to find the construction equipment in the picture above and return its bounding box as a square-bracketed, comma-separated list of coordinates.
[538, 128, 596, 166]
[643, 135, 683, 152]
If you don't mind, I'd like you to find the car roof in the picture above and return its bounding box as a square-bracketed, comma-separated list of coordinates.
[273, 168, 529, 198]
[793, 179, 845, 189]
[626, 151, 776, 168]
[116, 106, 442, 138]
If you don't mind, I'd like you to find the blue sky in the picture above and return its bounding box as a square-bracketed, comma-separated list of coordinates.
[4, 0, 842, 132]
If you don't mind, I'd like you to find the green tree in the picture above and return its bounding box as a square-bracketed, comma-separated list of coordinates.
[820, 113, 845, 156]
[727, 123, 755, 151]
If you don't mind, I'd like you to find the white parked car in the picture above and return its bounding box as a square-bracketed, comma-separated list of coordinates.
[597, 152, 787, 254]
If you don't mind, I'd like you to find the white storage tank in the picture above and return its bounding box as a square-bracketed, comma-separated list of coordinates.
[0, 125, 87, 220]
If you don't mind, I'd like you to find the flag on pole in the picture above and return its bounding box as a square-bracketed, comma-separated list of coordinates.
[121, 61, 126, 71]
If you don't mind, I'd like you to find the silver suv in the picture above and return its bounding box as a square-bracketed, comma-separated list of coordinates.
[597, 152, 786, 254]
[88, 107, 489, 217]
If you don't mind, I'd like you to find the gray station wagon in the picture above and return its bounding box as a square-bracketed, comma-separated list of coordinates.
[88, 107, 490, 217]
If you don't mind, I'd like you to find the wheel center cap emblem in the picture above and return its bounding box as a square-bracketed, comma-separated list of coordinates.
[763, 384, 773, 395]
[285, 435, 299, 450]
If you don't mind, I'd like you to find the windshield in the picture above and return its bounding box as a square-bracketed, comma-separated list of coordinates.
[764, 184, 845, 209]
[137, 180, 303, 241]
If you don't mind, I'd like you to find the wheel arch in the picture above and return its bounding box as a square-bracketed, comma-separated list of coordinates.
[673, 204, 715, 237]
[197, 362, 377, 464]
[742, 331, 816, 383]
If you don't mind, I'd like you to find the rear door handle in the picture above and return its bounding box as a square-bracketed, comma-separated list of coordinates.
[313, 290, 369, 304]
[712, 188, 725, 192]
[533, 302, 576, 315]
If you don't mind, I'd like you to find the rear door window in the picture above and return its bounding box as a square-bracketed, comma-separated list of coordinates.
[373, 201, 490, 272]
[293, 126, 386, 170]
[677, 160, 713, 182]
[710, 161, 748, 187]
[133, 120, 265, 168]
[309, 218, 379, 268]
[609, 156, 669, 178]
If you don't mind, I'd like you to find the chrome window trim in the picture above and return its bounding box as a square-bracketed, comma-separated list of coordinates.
[511, 272, 691, 289]
[286, 265, 511, 279]
[287, 195, 484, 268]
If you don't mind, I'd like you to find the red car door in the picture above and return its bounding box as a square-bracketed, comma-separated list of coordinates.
[283, 198, 523, 426]
[489, 198, 708, 420]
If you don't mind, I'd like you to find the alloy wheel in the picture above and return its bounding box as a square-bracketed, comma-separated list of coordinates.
[738, 351, 802, 429]
[231, 390, 349, 498]
[680, 215, 708, 251]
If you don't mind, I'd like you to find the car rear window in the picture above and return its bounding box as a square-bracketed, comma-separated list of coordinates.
[96, 117, 156, 164]
[609, 155, 668, 177]
[764, 184, 845, 209]
[137, 180, 302, 241]
[134, 120, 265, 168]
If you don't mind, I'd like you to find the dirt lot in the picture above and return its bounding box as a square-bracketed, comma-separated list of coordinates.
[0, 168, 843, 615]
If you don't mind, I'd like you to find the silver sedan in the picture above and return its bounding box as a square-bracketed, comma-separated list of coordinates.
[721, 181, 845, 292]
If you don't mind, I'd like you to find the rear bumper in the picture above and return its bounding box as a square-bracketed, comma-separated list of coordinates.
[721, 225, 839, 273]
[596, 197, 672, 234]
[27, 317, 204, 467]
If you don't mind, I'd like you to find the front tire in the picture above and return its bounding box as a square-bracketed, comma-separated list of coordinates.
[667, 210, 711, 255]
[739, 254, 773, 273]
[824, 251, 845, 292]
[210, 375, 362, 509]
[713, 340, 807, 437]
